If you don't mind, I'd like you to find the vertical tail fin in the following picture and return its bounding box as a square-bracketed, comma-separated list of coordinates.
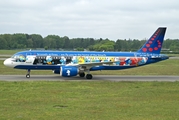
[137, 27, 166, 54]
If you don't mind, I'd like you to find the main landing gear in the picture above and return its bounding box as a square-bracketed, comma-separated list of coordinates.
[79, 72, 85, 77]
[86, 74, 93, 79]
[79, 71, 93, 79]
[26, 69, 30, 78]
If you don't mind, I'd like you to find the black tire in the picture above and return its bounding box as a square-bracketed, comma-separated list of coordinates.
[86, 74, 93, 79]
[79, 72, 85, 77]
[26, 74, 30, 78]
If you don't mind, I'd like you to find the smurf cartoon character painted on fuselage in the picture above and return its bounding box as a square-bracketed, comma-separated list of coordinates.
[85, 57, 91, 63]
[44, 56, 54, 65]
[124, 57, 132, 65]
[114, 57, 120, 65]
[60, 56, 66, 65]
[19, 55, 26, 62]
[138, 57, 147, 65]
[71, 56, 78, 64]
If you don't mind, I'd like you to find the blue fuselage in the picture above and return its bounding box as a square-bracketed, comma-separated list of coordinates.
[7, 50, 168, 71]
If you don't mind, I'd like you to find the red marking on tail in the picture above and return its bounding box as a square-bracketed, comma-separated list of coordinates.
[154, 47, 158, 50]
[149, 48, 153, 52]
[142, 48, 147, 52]
[146, 44, 150, 47]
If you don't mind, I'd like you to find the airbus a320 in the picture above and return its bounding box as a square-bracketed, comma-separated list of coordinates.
[4, 27, 169, 79]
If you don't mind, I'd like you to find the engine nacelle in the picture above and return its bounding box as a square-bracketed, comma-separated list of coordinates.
[60, 66, 79, 77]
[53, 69, 60, 74]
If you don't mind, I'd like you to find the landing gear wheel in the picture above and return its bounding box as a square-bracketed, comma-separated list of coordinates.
[26, 69, 31, 78]
[26, 74, 30, 78]
[86, 74, 93, 79]
[79, 72, 85, 77]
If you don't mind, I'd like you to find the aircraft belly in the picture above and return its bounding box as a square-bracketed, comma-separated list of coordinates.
[90, 65, 137, 71]
[103, 65, 137, 70]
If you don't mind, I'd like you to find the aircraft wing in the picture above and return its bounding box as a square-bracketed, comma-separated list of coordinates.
[66, 61, 115, 67]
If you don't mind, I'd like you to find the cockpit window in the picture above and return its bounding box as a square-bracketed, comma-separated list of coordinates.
[11, 54, 26, 62]
[11, 55, 15, 58]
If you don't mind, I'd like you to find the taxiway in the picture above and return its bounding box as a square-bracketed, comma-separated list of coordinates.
[0, 75, 179, 82]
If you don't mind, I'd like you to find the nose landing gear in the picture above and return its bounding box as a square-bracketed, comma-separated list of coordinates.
[26, 69, 30, 78]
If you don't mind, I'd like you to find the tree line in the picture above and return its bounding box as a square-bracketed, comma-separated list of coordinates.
[0, 33, 178, 52]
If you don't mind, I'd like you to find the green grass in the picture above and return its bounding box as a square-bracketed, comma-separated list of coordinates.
[0, 81, 179, 120]
[0, 50, 23, 55]
[167, 54, 179, 57]
[1, 59, 179, 75]
[0, 56, 11, 58]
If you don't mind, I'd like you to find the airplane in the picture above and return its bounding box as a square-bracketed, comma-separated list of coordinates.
[3, 27, 169, 79]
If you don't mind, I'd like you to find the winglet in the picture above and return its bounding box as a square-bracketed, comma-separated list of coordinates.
[137, 27, 167, 54]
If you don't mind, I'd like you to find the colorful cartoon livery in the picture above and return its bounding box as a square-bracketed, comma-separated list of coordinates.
[4, 27, 169, 79]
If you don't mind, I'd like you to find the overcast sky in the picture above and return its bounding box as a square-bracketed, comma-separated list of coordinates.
[0, 0, 178, 40]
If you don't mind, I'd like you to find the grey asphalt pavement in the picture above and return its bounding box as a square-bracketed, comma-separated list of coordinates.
[0, 75, 179, 82]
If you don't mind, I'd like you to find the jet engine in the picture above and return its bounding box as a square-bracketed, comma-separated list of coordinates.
[60, 66, 79, 77]
[53, 69, 60, 74]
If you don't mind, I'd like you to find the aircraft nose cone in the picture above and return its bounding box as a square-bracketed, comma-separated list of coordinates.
[3, 58, 13, 67]
[3, 59, 8, 66]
